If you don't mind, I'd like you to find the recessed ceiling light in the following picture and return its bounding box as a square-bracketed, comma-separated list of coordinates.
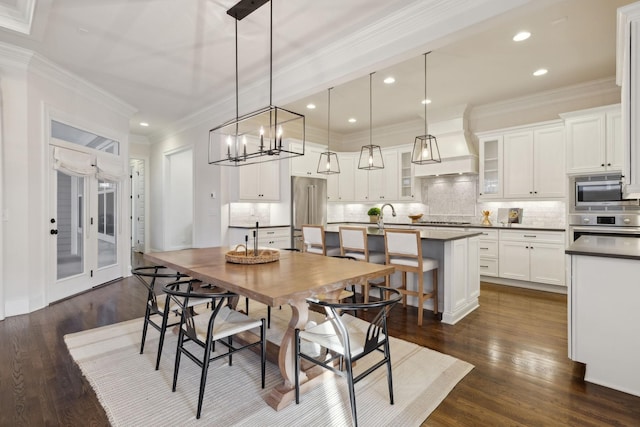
[383, 77, 395, 84]
[348, 118, 357, 123]
[513, 31, 531, 42]
[139, 122, 149, 127]
[421, 99, 431, 105]
[306, 103, 316, 109]
[533, 68, 548, 76]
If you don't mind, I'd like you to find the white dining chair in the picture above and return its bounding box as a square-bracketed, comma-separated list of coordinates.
[338, 226, 385, 303]
[384, 228, 438, 326]
[302, 224, 341, 256]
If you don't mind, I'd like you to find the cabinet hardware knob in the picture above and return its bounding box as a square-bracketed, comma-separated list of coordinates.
[607, 163, 611, 166]
[601, 164, 605, 167]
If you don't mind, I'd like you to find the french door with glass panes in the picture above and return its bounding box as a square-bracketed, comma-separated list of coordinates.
[48, 117, 124, 302]
[49, 165, 121, 302]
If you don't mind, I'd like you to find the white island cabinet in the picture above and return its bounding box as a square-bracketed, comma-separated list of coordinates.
[324, 225, 481, 325]
[566, 235, 640, 398]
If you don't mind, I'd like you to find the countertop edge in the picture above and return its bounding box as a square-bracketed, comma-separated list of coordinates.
[229, 225, 290, 229]
[328, 221, 565, 232]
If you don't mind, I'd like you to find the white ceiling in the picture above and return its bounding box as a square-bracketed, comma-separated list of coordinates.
[0, 0, 634, 142]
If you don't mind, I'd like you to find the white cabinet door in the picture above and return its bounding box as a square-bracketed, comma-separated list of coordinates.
[327, 154, 356, 202]
[354, 168, 370, 202]
[369, 150, 398, 201]
[290, 142, 324, 178]
[498, 240, 530, 281]
[503, 131, 534, 198]
[529, 242, 565, 286]
[238, 140, 280, 201]
[478, 135, 503, 199]
[565, 114, 607, 174]
[606, 110, 624, 172]
[533, 125, 565, 198]
[338, 154, 356, 201]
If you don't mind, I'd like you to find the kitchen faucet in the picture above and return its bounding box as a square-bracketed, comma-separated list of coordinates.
[378, 203, 396, 229]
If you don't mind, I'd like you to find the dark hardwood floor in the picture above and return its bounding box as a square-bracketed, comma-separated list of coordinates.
[1, 257, 639, 426]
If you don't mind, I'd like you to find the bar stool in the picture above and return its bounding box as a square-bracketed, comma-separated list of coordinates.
[302, 224, 341, 256]
[338, 226, 385, 303]
[383, 228, 438, 326]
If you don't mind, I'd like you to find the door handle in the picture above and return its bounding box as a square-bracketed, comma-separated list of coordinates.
[50, 229, 58, 235]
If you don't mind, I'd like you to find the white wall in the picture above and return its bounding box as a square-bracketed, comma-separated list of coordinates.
[0, 48, 134, 317]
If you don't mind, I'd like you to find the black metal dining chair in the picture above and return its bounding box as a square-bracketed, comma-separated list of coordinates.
[132, 265, 207, 370]
[294, 286, 402, 427]
[163, 279, 266, 419]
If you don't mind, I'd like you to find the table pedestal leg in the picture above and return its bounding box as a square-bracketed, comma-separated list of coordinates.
[264, 297, 332, 411]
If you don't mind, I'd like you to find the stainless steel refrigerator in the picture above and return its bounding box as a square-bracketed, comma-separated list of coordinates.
[290, 176, 327, 250]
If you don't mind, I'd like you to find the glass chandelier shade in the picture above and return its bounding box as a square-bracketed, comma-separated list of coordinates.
[317, 87, 340, 174]
[358, 72, 384, 170]
[411, 52, 441, 165]
[208, 0, 305, 166]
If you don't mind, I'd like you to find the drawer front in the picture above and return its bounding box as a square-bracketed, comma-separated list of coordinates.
[499, 229, 564, 243]
[476, 229, 499, 240]
[260, 228, 291, 239]
[478, 240, 498, 258]
[479, 258, 499, 277]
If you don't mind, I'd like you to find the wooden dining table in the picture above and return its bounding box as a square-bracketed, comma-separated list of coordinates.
[144, 246, 394, 410]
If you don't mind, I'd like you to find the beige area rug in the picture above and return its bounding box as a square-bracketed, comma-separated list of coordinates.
[64, 302, 473, 426]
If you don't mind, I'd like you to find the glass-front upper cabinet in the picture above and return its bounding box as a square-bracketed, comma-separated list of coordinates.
[478, 134, 503, 199]
[398, 148, 422, 201]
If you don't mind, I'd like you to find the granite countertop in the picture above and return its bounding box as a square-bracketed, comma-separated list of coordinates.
[324, 224, 483, 241]
[566, 235, 640, 260]
[329, 221, 565, 232]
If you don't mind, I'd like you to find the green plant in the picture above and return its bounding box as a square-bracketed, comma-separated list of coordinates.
[367, 207, 381, 216]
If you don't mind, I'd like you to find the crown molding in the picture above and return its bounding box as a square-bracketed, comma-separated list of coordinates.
[470, 77, 620, 121]
[28, 53, 137, 119]
[0, 40, 32, 70]
[0, 0, 35, 35]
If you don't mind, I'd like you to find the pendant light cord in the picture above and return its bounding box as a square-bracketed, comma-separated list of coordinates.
[424, 52, 428, 136]
[269, 0, 273, 107]
[327, 87, 332, 149]
[369, 72, 374, 146]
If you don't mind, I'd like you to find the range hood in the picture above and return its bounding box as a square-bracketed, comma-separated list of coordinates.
[413, 116, 478, 177]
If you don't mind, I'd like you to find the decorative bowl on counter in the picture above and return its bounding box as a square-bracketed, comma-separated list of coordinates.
[408, 214, 423, 223]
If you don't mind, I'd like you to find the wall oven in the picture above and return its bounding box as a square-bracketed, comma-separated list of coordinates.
[568, 213, 640, 242]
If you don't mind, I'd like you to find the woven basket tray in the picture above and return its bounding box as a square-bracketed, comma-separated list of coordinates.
[225, 244, 280, 264]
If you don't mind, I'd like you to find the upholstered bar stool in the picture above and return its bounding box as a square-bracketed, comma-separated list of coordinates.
[338, 226, 386, 303]
[383, 228, 438, 326]
[302, 224, 341, 256]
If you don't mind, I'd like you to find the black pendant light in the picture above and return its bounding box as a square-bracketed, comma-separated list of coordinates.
[411, 52, 441, 164]
[317, 87, 340, 174]
[208, 0, 305, 166]
[358, 72, 384, 170]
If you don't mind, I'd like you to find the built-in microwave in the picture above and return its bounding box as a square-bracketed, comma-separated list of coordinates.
[572, 173, 639, 209]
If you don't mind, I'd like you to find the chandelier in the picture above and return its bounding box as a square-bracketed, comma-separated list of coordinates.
[208, 0, 305, 166]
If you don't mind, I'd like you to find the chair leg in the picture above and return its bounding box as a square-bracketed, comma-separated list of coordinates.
[432, 269, 438, 315]
[294, 329, 301, 404]
[401, 272, 408, 307]
[172, 328, 185, 392]
[155, 307, 170, 370]
[384, 338, 395, 405]
[363, 282, 369, 304]
[196, 337, 214, 419]
[140, 304, 151, 354]
[417, 270, 425, 327]
[267, 306, 271, 329]
[260, 319, 266, 388]
[345, 355, 358, 427]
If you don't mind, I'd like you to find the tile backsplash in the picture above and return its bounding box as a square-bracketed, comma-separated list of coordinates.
[231, 174, 566, 228]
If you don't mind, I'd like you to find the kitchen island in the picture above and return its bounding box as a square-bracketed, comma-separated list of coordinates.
[565, 235, 640, 398]
[324, 225, 482, 325]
